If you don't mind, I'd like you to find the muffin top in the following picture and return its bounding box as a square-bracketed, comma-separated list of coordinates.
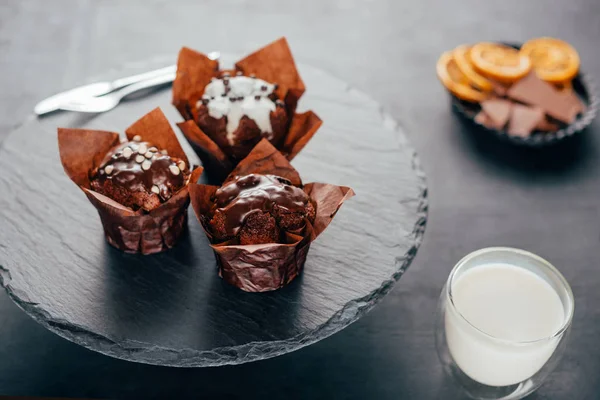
[91, 137, 190, 211]
[197, 73, 285, 145]
[208, 174, 315, 244]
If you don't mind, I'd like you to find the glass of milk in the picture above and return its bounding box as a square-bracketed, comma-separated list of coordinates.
[435, 247, 574, 400]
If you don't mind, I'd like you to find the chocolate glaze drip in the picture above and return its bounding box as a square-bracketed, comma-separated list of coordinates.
[93, 141, 187, 203]
[213, 174, 309, 236]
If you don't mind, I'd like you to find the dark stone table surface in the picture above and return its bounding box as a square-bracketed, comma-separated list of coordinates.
[1, 0, 599, 398]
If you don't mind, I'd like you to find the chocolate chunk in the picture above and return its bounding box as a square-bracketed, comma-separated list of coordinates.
[490, 81, 509, 97]
[481, 99, 512, 129]
[560, 89, 586, 116]
[535, 118, 561, 132]
[474, 111, 496, 129]
[507, 73, 577, 124]
[507, 104, 545, 137]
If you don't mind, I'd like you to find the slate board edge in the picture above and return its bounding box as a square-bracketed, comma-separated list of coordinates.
[0, 79, 428, 368]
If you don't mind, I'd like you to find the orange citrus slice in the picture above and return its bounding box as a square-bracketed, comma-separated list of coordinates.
[453, 45, 494, 92]
[436, 51, 488, 102]
[470, 42, 532, 83]
[520, 37, 579, 83]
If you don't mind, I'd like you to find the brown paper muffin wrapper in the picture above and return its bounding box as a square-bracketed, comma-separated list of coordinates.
[58, 107, 204, 255]
[172, 37, 322, 181]
[189, 139, 355, 292]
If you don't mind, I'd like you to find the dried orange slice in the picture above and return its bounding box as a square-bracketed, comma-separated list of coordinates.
[436, 51, 488, 102]
[520, 37, 579, 83]
[453, 45, 494, 92]
[470, 42, 532, 83]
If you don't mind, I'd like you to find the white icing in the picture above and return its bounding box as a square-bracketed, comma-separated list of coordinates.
[198, 76, 277, 144]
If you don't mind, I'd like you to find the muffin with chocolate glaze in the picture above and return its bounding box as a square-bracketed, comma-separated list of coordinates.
[91, 137, 190, 212]
[208, 174, 315, 245]
[196, 73, 289, 160]
[58, 108, 203, 255]
[188, 139, 354, 292]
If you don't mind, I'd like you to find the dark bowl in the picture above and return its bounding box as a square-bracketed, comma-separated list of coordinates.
[451, 42, 598, 147]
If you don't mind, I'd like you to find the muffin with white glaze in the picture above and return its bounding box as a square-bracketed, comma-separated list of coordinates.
[196, 72, 289, 160]
[173, 37, 323, 181]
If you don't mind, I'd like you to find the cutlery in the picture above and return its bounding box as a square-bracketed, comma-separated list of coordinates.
[34, 51, 220, 115]
[58, 72, 176, 113]
[34, 65, 175, 116]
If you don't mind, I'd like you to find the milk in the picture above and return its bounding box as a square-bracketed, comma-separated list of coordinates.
[445, 263, 565, 387]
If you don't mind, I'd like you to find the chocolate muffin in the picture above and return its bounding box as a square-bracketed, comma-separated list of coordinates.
[90, 136, 191, 212]
[208, 174, 315, 245]
[196, 73, 289, 160]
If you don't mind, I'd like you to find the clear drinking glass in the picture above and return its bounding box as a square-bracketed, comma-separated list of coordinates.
[435, 247, 574, 400]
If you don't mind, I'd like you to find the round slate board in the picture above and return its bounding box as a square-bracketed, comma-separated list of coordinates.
[0, 55, 427, 367]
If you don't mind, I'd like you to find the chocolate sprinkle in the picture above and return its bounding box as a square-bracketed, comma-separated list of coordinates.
[255, 95, 261, 100]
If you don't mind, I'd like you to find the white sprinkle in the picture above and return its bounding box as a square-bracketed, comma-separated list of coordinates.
[99, 169, 104, 175]
[169, 165, 180, 175]
[133, 135, 142, 142]
[177, 161, 186, 171]
[105, 165, 114, 175]
[122, 147, 133, 159]
[142, 160, 152, 171]
[161, 149, 168, 155]
[138, 144, 148, 154]
[135, 155, 145, 163]
[151, 185, 160, 195]
[149, 147, 158, 153]
[145, 151, 153, 159]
